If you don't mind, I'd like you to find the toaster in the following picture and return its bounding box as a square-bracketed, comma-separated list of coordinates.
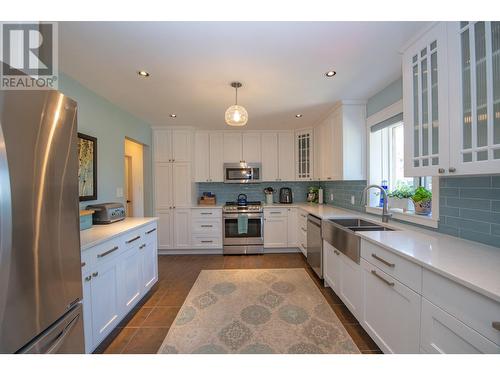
[86, 202, 126, 224]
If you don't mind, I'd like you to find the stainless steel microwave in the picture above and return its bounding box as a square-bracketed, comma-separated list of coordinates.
[223, 162, 261, 183]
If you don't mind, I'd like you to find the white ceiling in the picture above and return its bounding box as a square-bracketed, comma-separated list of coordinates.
[59, 22, 428, 130]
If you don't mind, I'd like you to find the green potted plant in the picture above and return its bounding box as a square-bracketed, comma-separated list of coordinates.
[412, 186, 432, 215]
[387, 184, 414, 212]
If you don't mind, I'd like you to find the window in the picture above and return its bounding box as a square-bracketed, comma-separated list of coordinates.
[368, 116, 439, 227]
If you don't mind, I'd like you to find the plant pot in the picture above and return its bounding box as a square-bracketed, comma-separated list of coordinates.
[388, 197, 414, 212]
[413, 199, 432, 215]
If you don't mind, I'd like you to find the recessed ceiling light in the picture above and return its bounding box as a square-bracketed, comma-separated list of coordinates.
[325, 70, 336, 77]
[137, 70, 150, 78]
[169, 114, 177, 118]
[295, 114, 303, 118]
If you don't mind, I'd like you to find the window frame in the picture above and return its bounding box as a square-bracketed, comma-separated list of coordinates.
[366, 99, 440, 228]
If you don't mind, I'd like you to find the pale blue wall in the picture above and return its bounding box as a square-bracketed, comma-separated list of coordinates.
[58, 73, 153, 213]
[366, 78, 402, 117]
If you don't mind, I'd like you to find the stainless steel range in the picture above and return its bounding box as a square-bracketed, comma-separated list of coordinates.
[223, 201, 264, 254]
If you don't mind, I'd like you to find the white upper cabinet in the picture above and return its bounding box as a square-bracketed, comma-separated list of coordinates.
[277, 131, 295, 181]
[403, 22, 449, 177]
[314, 102, 366, 180]
[261, 132, 279, 181]
[209, 132, 224, 182]
[153, 128, 192, 163]
[295, 129, 314, 181]
[223, 132, 243, 163]
[448, 21, 500, 175]
[194, 132, 210, 182]
[242, 132, 262, 163]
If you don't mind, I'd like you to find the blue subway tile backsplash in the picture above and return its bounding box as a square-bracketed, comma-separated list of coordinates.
[197, 174, 500, 248]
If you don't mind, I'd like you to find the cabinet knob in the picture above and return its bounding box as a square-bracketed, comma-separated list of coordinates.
[449, 167, 456, 173]
[92, 272, 98, 278]
[438, 168, 445, 174]
[84, 275, 91, 282]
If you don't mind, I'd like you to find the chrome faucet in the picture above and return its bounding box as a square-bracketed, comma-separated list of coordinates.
[361, 184, 392, 223]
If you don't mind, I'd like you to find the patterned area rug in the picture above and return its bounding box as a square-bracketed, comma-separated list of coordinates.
[158, 268, 360, 354]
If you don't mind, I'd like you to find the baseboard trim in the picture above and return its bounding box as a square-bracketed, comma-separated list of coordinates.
[158, 247, 301, 255]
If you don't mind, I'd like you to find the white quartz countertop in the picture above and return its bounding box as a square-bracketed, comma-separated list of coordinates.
[80, 217, 158, 251]
[272, 202, 500, 302]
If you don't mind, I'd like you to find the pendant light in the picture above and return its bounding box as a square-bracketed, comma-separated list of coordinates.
[225, 82, 248, 127]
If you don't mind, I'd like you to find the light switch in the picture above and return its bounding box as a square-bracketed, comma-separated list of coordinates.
[116, 187, 123, 198]
[351, 195, 355, 205]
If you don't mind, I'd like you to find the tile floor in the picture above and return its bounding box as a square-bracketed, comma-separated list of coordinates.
[95, 253, 382, 354]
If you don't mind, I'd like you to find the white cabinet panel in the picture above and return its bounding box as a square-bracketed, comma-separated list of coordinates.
[286, 208, 298, 247]
[420, 298, 500, 353]
[172, 162, 191, 207]
[223, 133, 242, 163]
[157, 210, 173, 249]
[242, 132, 262, 163]
[153, 129, 172, 162]
[264, 215, 288, 248]
[118, 247, 143, 314]
[323, 240, 341, 293]
[261, 132, 279, 181]
[278, 132, 295, 181]
[209, 132, 224, 182]
[173, 209, 191, 248]
[141, 240, 158, 290]
[90, 259, 121, 348]
[154, 163, 172, 210]
[194, 132, 209, 182]
[361, 259, 421, 353]
[339, 254, 362, 320]
[171, 129, 192, 162]
[295, 129, 314, 180]
[81, 252, 93, 353]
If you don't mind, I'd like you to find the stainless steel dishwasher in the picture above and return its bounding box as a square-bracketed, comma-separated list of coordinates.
[306, 214, 323, 279]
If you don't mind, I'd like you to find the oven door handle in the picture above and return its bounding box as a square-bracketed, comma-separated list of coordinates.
[223, 213, 263, 219]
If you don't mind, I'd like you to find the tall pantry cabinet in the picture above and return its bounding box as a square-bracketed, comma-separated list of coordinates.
[153, 128, 193, 250]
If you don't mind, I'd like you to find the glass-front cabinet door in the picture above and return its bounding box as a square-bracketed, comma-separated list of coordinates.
[295, 129, 314, 180]
[448, 21, 500, 174]
[403, 22, 449, 177]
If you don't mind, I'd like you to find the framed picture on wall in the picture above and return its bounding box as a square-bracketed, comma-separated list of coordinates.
[78, 132, 97, 201]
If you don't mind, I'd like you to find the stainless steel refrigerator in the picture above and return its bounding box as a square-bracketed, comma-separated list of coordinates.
[0, 90, 84, 353]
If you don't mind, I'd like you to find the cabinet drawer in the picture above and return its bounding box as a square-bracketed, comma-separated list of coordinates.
[422, 269, 500, 346]
[123, 229, 143, 250]
[264, 208, 287, 218]
[421, 298, 500, 353]
[142, 222, 158, 240]
[191, 208, 222, 219]
[91, 238, 125, 264]
[361, 239, 422, 293]
[298, 209, 308, 227]
[191, 235, 222, 248]
[191, 218, 222, 235]
[298, 228, 307, 251]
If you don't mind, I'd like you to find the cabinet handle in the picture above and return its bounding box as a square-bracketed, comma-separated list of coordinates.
[492, 322, 500, 331]
[371, 270, 394, 287]
[301, 243, 307, 249]
[438, 168, 445, 174]
[201, 224, 213, 228]
[371, 253, 395, 268]
[146, 228, 157, 234]
[84, 275, 91, 282]
[301, 227, 307, 232]
[334, 250, 340, 255]
[200, 212, 213, 215]
[201, 240, 213, 243]
[97, 246, 119, 258]
[300, 214, 307, 218]
[81, 262, 86, 267]
[92, 272, 98, 278]
[327, 177, 332, 180]
[449, 167, 456, 173]
[126, 235, 141, 244]
[270, 211, 282, 214]
[173, 206, 176, 209]
[139, 244, 146, 249]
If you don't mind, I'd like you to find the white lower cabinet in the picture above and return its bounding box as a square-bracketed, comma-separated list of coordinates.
[420, 298, 500, 354]
[263, 207, 302, 249]
[286, 208, 298, 247]
[323, 240, 341, 292]
[157, 208, 191, 250]
[190, 208, 223, 249]
[81, 221, 158, 353]
[360, 258, 421, 353]
[264, 216, 288, 248]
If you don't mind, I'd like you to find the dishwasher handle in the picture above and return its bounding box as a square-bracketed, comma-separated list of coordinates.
[307, 214, 321, 227]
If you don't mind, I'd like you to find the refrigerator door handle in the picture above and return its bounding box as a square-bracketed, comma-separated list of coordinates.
[45, 314, 80, 354]
[0, 120, 12, 329]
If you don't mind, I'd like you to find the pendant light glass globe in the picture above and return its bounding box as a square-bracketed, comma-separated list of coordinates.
[225, 104, 248, 126]
[225, 81, 248, 127]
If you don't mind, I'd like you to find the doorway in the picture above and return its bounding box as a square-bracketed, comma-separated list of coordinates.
[124, 138, 144, 217]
